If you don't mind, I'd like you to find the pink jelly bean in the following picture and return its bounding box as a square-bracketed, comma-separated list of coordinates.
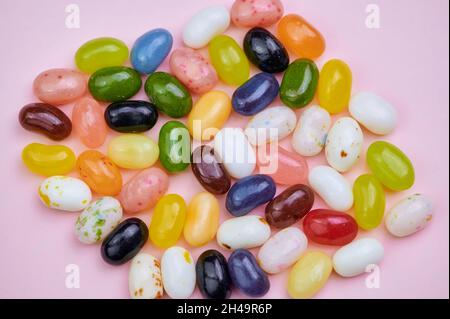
[231, 0, 284, 28]
[118, 167, 169, 214]
[257, 146, 308, 185]
[72, 97, 107, 148]
[169, 47, 218, 94]
[33, 68, 87, 105]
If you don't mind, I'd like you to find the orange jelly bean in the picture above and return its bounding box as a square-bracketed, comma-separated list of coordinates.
[76, 150, 123, 196]
[277, 14, 325, 59]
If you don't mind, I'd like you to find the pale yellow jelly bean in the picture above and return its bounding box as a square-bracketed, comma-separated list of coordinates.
[183, 192, 220, 247]
[108, 134, 159, 169]
[187, 91, 232, 141]
[287, 251, 332, 299]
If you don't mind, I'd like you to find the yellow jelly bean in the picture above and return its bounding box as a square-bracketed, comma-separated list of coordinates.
[318, 59, 352, 114]
[150, 194, 187, 248]
[22, 143, 76, 176]
[183, 192, 220, 247]
[107, 134, 159, 169]
[288, 251, 332, 299]
[353, 174, 385, 230]
[187, 91, 232, 141]
[209, 35, 250, 86]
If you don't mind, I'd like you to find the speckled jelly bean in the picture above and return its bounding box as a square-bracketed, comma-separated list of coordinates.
[22, 143, 76, 176]
[75, 197, 123, 244]
[232, 72, 279, 116]
[196, 250, 232, 299]
[105, 100, 158, 133]
[353, 174, 385, 230]
[158, 121, 191, 173]
[231, 0, 284, 28]
[129, 253, 163, 299]
[108, 134, 159, 170]
[161, 247, 196, 299]
[72, 97, 107, 148]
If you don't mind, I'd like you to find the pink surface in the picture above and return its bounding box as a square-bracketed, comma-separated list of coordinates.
[0, 0, 448, 299]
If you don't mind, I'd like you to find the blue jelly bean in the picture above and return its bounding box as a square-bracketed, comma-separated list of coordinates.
[226, 174, 276, 217]
[131, 28, 173, 74]
[232, 73, 279, 116]
[228, 249, 270, 297]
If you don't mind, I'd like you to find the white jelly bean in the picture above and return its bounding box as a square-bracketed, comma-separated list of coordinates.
[292, 105, 331, 156]
[217, 215, 271, 250]
[332, 238, 384, 277]
[182, 5, 230, 49]
[75, 197, 123, 244]
[385, 194, 433, 237]
[161, 246, 196, 299]
[245, 106, 297, 146]
[38, 176, 92, 212]
[308, 166, 353, 212]
[214, 127, 256, 179]
[129, 253, 163, 299]
[257, 227, 307, 274]
[349, 91, 397, 135]
[325, 117, 363, 172]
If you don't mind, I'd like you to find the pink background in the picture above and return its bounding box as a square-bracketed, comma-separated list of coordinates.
[0, 0, 448, 299]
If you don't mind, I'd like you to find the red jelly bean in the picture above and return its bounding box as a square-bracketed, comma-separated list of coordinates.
[303, 209, 358, 246]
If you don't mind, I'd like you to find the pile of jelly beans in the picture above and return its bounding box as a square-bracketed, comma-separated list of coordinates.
[19, 0, 434, 299]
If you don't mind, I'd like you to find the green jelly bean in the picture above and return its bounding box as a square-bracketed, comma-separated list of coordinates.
[353, 174, 385, 230]
[88, 66, 142, 102]
[144, 72, 192, 118]
[367, 141, 415, 191]
[158, 121, 191, 173]
[280, 59, 319, 108]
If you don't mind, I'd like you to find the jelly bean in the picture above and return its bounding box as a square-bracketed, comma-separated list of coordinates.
[72, 97, 107, 148]
[265, 184, 314, 229]
[19, 103, 72, 140]
[105, 100, 158, 133]
[280, 59, 319, 108]
[385, 194, 433, 237]
[88, 66, 142, 102]
[75, 197, 123, 244]
[169, 48, 218, 94]
[287, 251, 332, 299]
[131, 28, 173, 74]
[161, 246, 196, 299]
[118, 168, 169, 214]
[213, 128, 256, 179]
[144, 72, 192, 118]
[184, 192, 219, 247]
[353, 174, 385, 230]
[257, 227, 308, 274]
[291, 105, 331, 156]
[129, 253, 163, 299]
[22, 143, 76, 176]
[75, 37, 129, 74]
[325, 117, 363, 172]
[232, 72, 279, 116]
[257, 146, 309, 185]
[308, 166, 353, 212]
[349, 91, 397, 135]
[217, 215, 270, 250]
[209, 35, 250, 86]
[226, 174, 276, 217]
[367, 141, 415, 191]
[101, 218, 149, 265]
[149, 194, 186, 248]
[245, 106, 296, 146]
[108, 134, 159, 169]
[332, 238, 384, 277]
[196, 250, 232, 299]
[303, 209, 358, 246]
[158, 121, 191, 173]
[277, 14, 326, 60]
[76, 150, 123, 196]
[318, 59, 352, 114]
[243, 27, 289, 73]
[182, 5, 230, 49]
[191, 145, 231, 195]
[228, 249, 270, 297]
[33, 69, 86, 105]
[231, 0, 284, 28]
[38, 176, 91, 212]
[187, 91, 231, 141]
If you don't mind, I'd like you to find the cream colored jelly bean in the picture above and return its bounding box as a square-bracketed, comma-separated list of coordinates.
[108, 134, 159, 169]
[161, 246, 196, 299]
[129, 253, 163, 299]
